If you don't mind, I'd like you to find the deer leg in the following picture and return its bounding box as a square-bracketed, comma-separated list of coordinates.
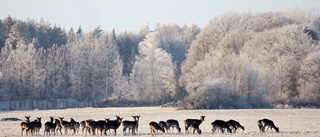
[21, 128, 24, 136]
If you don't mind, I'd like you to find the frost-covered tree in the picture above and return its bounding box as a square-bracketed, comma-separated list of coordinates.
[0, 20, 5, 50]
[183, 53, 271, 109]
[45, 44, 64, 108]
[68, 29, 123, 106]
[0, 42, 15, 109]
[131, 32, 176, 104]
[181, 8, 320, 108]
[7, 20, 31, 48]
[243, 24, 318, 102]
[2, 15, 14, 40]
[299, 50, 320, 105]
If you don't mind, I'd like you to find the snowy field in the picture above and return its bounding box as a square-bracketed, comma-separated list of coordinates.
[0, 107, 320, 137]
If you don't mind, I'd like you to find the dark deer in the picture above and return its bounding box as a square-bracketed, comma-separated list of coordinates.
[44, 116, 56, 135]
[94, 118, 109, 136]
[70, 118, 80, 135]
[211, 120, 232, 133]
[226, 119, 245, 132]
[190, 122, 202, 134]
[258, 119, 279, 133]
[149, 121, 165, 135]
[80, 120, 87, 135]
[159, 121, 169, 132]
[106, 116, 123, 135]
[122, 116, 140, 135]
[85, 119, 96, 135]
[166, 119, 181, 133]
[55, 119, 63, 135]
[184, 116, 205, 134]
[30, 117, 42, 136]
[21, 116, 32, 136]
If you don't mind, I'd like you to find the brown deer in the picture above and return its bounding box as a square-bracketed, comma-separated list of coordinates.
[258, 118, 279, 133]
[122, 116, 140, 135]
[166, 119, 181, 133]
[184, 116, 205, 134]
[190, 122, 202, 134]
[227, 119, 244, 132]
[55, 119, 63, 135]
[211, 120, 232, 133]
[59, 117, 79, 135]
[21, 116, 32, 136]
[149, 121, 165, 135]
[44, 116, 56, 135]
[30, 117, 42, 136]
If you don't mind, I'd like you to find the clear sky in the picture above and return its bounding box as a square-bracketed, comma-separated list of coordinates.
[1, 0, 319, 33]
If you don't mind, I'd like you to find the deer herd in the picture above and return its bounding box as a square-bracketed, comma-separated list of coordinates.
[20, 115, 280, 136]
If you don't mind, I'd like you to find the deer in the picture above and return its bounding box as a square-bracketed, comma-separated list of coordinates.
[211, 120, 232, 133]
[106, 116, 123, 135]
[94, 118, 110, 136]
[159, 121, 169, 132]
[184, 116, 205, 134]
[190, 122, 202, 134]
[258, 118, 279, 133]
[85, 119, 96, 135]
[59, 117, 79, 135]
[70, 118, 80, 135]
[55, 119, 63, 135]
[122, 115, 140, 135]
[30, 117, 42, 136]
[80, 120, 87, 135]
[149, 121, 165, 135]
[44, 116, 56, 135]
[166, 119, 181, 133]
[21, 116, 32, 136]
[226, 119, 245, 132]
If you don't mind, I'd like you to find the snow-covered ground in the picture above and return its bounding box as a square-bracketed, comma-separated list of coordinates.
[0, 107, 319, 137]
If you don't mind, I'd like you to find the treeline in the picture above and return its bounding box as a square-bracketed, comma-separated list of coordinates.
[0, 15, 200, 110]
[1, 8, 320, 110]
[180, 8, 320, 109]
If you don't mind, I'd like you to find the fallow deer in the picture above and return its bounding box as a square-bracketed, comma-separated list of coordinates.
[184, 116, 205, 134]
[70, 118, 80, 135]
[190, 122, 202, 134]
[211, 120, 232, 133]
[166, 119, 181, 133]
[94, 118, 110, 135]
[85, 119, 96, 135]
[122, 116, 140, 135]
[258, 118, 279, 133]
[59, 117, 79, 135]
[80, 120, 87, 134]
[30, 117, 42, 136]
[159, 121, 169, 132]
[149, 121, 165, 135]
[44, 116, 56, 135]
[226, 119, 245, 132]
[106, 116, 123, 135]
[21, 116, 32, 136]
[55, 119, 63, 135]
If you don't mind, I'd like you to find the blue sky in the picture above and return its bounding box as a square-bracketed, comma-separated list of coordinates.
[1, 0, 319, 33]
